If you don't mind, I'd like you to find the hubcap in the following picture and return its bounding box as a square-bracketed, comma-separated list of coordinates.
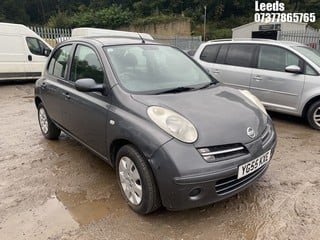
[118, 156, 142, 205]
[313, 106, 320, 127]
[39, 108, 49, 134]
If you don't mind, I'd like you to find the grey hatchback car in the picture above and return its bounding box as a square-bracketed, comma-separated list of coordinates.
[35, 35, 276, 214]
[194, 39, 320, 130]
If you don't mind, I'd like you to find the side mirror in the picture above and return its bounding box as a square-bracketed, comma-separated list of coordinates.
[285, 65, 302, 74]
[75, 78, 105, 93]
[43, 49, 51, 57]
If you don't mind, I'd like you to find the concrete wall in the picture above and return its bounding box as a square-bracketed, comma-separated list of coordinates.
[120, 19, 191, 37]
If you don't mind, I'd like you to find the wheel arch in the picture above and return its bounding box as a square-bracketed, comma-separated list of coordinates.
[109, 139, 161, 191]
[302, 95, 320, 118]
[109, 139, 134, 167]
[35, 96, 42, 109]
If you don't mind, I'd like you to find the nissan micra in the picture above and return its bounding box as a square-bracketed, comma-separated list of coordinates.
[35, 35, 277, 214]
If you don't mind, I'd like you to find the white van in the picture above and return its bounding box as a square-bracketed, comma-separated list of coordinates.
[72, 27, 154, 40]
[0, 22, 52, 81]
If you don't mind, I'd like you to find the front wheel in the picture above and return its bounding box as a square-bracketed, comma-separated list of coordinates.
[116, 145, 161, 214]
[306, 100, 320, 130]
[37, 103, 61, 139]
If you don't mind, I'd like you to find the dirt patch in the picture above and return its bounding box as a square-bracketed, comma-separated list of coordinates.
[0, 83, 319, 240]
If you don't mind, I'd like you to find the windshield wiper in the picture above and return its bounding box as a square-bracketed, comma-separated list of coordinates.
[197, 81, 217, 90]
[156, 86, 195, 94]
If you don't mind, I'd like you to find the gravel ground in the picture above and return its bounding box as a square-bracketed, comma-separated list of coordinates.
[0, 82, 319, 240]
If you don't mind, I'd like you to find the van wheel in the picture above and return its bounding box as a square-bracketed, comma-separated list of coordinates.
[306, 101, 320, 130]
[37, 103, 61, 139]
[116, 145, 161, 214]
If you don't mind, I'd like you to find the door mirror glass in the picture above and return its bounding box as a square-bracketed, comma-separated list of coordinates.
[285, 65, 302, 74]
[43, 48, 51, 57]
[75, 78, 104, 93]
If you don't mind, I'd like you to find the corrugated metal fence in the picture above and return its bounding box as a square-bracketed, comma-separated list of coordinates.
[29, 26, 202, 50]
[278, 28, 320, 50]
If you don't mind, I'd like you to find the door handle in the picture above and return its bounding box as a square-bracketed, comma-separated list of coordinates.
[63, 92, 70, 100]
[211, 70, 220, 74]
[28, 55, 32, 61]
[253, 76, 262, 81]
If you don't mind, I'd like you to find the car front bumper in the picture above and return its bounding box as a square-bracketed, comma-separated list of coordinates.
[149, 125, 277, 211]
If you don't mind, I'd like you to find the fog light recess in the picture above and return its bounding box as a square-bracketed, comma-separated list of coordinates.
[189, 188, 201, 200]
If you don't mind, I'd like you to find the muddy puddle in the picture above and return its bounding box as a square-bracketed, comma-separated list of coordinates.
[0, 83, 319, 240]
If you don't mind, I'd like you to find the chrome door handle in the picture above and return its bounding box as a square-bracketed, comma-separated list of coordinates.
[63, 92, 70, 100]
[253, 76, 262, 81]
[211, 70, 220, 74]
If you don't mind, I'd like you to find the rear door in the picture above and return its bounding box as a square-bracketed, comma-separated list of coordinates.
[197, 43, 257, 90]
[42, 44, 74, 124]
[250, 45, 305, 113]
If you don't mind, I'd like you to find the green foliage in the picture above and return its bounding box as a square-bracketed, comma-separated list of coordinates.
[47, 4, 132, 29]
[0, 0, 30, 24]
[207, 28, 232, 40]
[132, 15, 188, 26]
[0, 12, 5, 22]
[0, 0, 319, 35]
[47, 11, 72, 28]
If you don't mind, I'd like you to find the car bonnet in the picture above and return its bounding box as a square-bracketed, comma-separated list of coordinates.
[131, 86, 267, 147]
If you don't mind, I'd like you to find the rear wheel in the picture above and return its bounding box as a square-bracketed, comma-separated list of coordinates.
[306, 100, 320, 130]
[37, 103, 61, 139]
[116, 145, 161, 214]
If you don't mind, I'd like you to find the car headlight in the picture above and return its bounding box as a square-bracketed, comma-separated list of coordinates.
[147, 106, 198, 143]
[239, 90, 267, 115]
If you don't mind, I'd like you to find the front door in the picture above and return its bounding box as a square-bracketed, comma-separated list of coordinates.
[62, 44, 110, 156]
[25, 37, 51, 79]
[250, 45, 305, 113]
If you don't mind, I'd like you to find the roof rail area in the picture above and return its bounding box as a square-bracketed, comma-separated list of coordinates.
[208, 38, 278, 42]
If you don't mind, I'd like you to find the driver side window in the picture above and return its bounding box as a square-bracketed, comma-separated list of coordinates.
[26, 37, 50, 56]
[258, 46, 302, 72]
[70, 45, 104, 84]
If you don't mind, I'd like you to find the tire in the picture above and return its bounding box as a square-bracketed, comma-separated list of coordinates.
[37, 103, 61, 139]
[116, 144, 161, 214]
[306, 100, 320, 130]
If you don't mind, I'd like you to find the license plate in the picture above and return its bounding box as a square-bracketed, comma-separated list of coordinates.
[237, 150, 271, 179]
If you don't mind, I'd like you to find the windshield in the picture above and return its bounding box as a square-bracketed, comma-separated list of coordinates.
[293, 46, 320, 68]
[103, 45, 216, 94]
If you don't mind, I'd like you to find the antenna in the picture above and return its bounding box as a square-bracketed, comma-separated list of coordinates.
[137, 33, 145, 44]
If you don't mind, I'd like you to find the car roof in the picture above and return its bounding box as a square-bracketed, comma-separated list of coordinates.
[63, 36, 158, 47]
[205, 38, 305, 48]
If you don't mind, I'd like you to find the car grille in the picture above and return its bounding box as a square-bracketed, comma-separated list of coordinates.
[197, 143, 249, 162]
[215, 164, 267, 195]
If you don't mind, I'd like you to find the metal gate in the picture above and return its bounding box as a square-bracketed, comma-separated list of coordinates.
[278, 28, 320, 50]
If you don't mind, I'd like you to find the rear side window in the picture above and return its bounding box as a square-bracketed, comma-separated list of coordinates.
[48, 45, 72, 78]
[225, 44, 256, 67]
[216, 45, 229, 64]
[70, 45, 104, 83]
[258, 45, 302, 72]
[200, 45, 220, 63]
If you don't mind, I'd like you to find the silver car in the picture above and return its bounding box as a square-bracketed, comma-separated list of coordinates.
[194, 39, 320, 130]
